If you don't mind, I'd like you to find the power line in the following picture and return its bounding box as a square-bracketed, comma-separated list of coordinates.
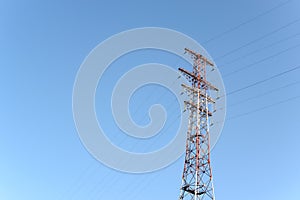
[212, 94, 300, 125]
[127, 18, 300, 131]
[203, 0, 293, 44]
[228, 94, 300, 120]
[214, 17, 300, 60]
[221, 31, 300, 67]
[128, 61, 300, 151]
[223, 43, 300, 77]
[228, 80, 300, 107]
[115, 62, 300, 154]
[223, 64, 300, 97]
[128, 65, 300, 141]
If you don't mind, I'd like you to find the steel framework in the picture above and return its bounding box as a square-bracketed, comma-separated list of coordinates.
[178, 48, 218, 200]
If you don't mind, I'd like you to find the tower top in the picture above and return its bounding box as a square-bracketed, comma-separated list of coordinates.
[184, 48, 214, 67]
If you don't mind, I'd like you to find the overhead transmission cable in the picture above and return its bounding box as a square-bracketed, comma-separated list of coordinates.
[203, 0, 293, 44]
[221, 31, 300, 66]
[228, 94, 300, 120]
[214, 17, 300, 60]
[223, 43, 300, 77]
[223, 64, 300, 97]
[227, 80, 300, 108]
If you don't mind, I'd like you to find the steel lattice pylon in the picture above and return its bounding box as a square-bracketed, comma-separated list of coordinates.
[178, 48, 218, 200]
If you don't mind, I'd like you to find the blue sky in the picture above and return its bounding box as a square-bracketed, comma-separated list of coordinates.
[1, 0, 300, 199]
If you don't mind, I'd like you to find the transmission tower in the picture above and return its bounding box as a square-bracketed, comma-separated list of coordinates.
[178, 48, 218, 200]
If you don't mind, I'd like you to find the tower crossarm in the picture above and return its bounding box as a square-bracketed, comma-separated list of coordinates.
[178, 68, 218, 91]
[181, 84, 216, 103]
[184, 101, 212, 117]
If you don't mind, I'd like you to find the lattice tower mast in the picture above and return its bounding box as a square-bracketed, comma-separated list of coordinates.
[178, 48, 218, 200]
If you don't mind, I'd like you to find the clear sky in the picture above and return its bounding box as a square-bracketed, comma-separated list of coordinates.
[1, 0, 300, 200]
